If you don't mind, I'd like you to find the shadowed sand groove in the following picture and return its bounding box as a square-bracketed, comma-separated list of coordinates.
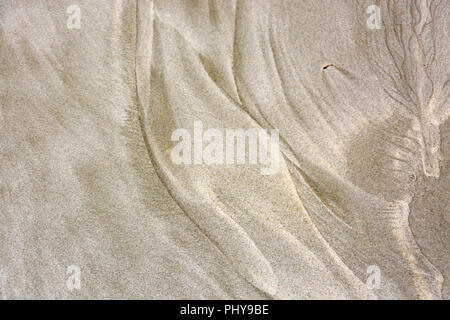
[0, 0, 448, 299]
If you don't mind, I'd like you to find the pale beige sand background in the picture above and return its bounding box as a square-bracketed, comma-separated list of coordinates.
[0, 0, 448, 299]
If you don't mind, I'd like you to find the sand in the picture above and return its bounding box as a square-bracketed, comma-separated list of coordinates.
[0, 0, 448, 299]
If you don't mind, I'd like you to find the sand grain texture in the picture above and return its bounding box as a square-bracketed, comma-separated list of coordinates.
[0, 0, 448, 299]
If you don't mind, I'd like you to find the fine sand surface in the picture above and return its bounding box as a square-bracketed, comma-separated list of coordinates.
[0, 0, 448, 299]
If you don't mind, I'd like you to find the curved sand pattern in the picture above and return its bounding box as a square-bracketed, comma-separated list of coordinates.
[0, 0, 448, 299]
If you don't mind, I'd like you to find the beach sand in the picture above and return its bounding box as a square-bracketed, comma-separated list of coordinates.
[0, 0, 448, 299]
